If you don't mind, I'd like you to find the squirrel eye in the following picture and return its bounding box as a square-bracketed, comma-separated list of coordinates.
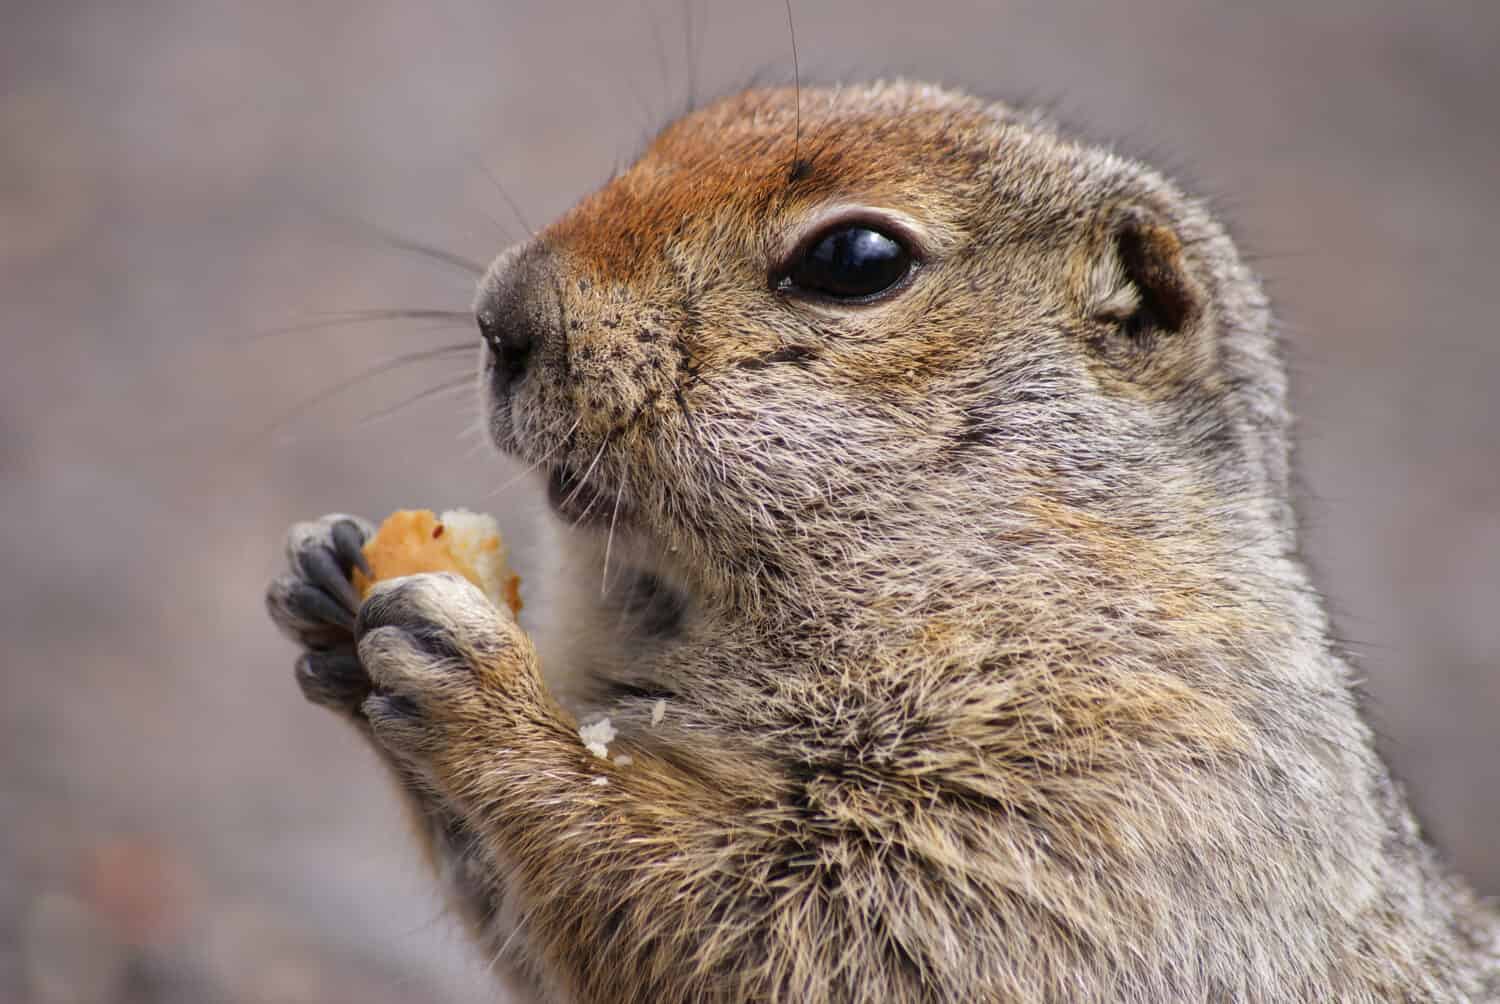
[777, 225, 913, 301]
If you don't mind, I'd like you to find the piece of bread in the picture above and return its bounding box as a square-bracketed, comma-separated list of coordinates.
[351, 509, 522, 615]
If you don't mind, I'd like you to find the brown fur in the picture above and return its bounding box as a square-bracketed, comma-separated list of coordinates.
[270, 82, 1500, 1001]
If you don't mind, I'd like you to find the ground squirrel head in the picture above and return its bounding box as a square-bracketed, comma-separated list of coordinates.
[478, 80, 1292, 649]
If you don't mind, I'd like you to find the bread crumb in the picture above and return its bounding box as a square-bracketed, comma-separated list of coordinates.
[579, 717, 616, 759]
[613, 754, 633, 767]
[650, 700, 666, 727]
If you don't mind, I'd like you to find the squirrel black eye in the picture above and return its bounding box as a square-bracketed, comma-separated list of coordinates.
[778, 225, 913, 301]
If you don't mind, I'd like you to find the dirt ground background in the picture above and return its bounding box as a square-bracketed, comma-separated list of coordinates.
[2, 1, 1496, 1000]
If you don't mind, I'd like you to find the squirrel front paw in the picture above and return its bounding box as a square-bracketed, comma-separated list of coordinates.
[266, 513, 377, 716]
[355, 572, 537, 765]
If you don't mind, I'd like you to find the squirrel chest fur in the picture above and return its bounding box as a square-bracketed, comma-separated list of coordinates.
[267, 82, 1500, 1002]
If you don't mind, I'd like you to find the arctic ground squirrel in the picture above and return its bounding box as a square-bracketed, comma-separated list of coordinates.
[267, 82, 1500, 1002]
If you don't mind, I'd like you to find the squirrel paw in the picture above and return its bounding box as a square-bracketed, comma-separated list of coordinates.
[354, 572, 531, 762]
[266, 513, 376, 715]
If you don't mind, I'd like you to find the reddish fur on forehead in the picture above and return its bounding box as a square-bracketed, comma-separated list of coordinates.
[542, 82, 998, 281]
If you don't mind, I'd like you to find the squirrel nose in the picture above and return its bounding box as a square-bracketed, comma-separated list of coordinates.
[475, 245, 555, 394]
[477, 309, 533, 388]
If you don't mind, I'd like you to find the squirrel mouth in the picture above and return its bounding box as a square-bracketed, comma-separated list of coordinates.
[547, 462, 689, 632]
[547, 464, 623, 526]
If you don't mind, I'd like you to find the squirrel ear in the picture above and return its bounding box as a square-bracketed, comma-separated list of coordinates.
[1085, 204, 1215, 389]
[1111, 205, 1204, 336]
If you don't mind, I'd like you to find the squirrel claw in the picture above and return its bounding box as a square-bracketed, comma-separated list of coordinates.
[295, 648, 370, 713]
[301, 544, 362, 615]
[330, 518, 373, 578]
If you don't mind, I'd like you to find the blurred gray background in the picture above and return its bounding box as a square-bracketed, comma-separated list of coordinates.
[2, 1, 1496, 1000]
